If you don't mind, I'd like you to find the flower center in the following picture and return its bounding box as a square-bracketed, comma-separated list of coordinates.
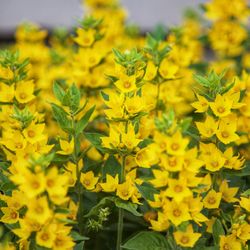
[19, 93, 27, 99]
[181, 236, 189, 244]
[173, 209, 181, 217]
[28, 130, 36, 138]
[41, 232, 49, 241]
[221, 131, 229, 138]
[15, 142, 23, 149]
[217, 107, 225, 113]
[122, 190, 128, 197]
[84, 179, 91, 186]
[171, 143, 179, 151]
[47, 179, 54, 187]
[10, 211, 18, 219]
[169, 159, 177, 167]
[223, 243, 230, 250]
[35, 205, 44, 214]
[211, 161, 219, 168]
[174, 185, 183, 193]
[208, 197, 216, 204]
[123, 81, 131, 89]
[32, 181, 40, 189]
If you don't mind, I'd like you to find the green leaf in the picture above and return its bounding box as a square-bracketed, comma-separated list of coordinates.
[194, 74, 211, 87]
[122, 231, 169, 250]
[136, 183, 158, 201]
[53, 81, 65, 103]
[114, 198, 142, 217]
[76, 105, 95, 135]
[74, 241, 85, 250]
[212, 219, 224, 245]
[113, 48, 125, 62]
[180, 117, 192, 132]
[102, 155, 121, 178]
[84, 132, 104, 150]
[51, 103, 72, 132]
[71, 231, 89, 241]
[241, 189, 250, 196]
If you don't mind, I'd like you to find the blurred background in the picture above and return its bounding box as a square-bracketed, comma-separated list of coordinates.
[0, 0, 207, 38]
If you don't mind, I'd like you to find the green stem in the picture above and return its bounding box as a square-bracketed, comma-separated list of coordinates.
[116, 208, 124, 250]
[116, 155, 126, 250]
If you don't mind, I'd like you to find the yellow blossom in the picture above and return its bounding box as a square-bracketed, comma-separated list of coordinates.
[100, 174, 119, 192]
[80, 171, 99, 190]
[57, 139, 74, 155]
[203, 189, 222, 209]
[174, 224, 201, 248]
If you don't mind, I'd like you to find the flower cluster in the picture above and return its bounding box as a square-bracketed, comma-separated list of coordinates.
[0, 0, 250, 250]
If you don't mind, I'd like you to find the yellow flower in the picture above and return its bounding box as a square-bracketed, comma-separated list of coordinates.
[53, 230, 75, 250]
[135, 144, 159, 168]
[203, 189, 222, 209]
[174, 224, 201, 248]
[36, 224, 56, 248]
[205, 0, 249, 21]
[17, 171, 46, 198]
[114, 74, 137, 93]
[149, 212, 169, 232]
[160, 154, 183, 172]
[203, 147, 225, 172]
[57, 139, 74, 155]
[122, 123, 142, 149]
[80, 171, 99, 190]
[15, 80, 35, 103]
[100, 174, 119, 192]
[186, 196, 208, 225]
[205, 217, 217, 233]
[223, 148, 244, 170]
[0, 190, 26, 210]
[183, 147, 204, 173]
[150, 169, 168, 188]
[23, 122, 46, 144]
[2, 130, 27, 152]
[159, 59, 179, 79]
[26, 196, 52, 224]
[219, 235, 242, 250]
[116, 181, 134, 200]
[144, 61, 157, 81]
[73, 28, 96, 47]
[209, 20, 247, 57]
[236, 223, 250, 242]
[209, 94, 233, 117]
[163, 200, 191, 226]
[219, 180, 239, 203]
[166, 130, 189, 156]
[101, 126, 120, 149]
[196, 115, 218, 138]
[0, 66, 14, 80]
[216, 119, 239, 144]
[191, 94, 209, 113]
[124, 95, 145, 115]
[239, 197, 250, 212]
[165, 178, 192, 202]
[0, 207, 19, 224]
[0, 83, 15, 102]
[45, 167, 68, 201]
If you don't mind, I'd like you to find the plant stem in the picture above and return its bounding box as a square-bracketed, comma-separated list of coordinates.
[116, 155, 126, 250]
[116, 208, 124, 250]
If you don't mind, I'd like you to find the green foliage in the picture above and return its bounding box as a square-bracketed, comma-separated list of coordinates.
[122, 231, 170, 250]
